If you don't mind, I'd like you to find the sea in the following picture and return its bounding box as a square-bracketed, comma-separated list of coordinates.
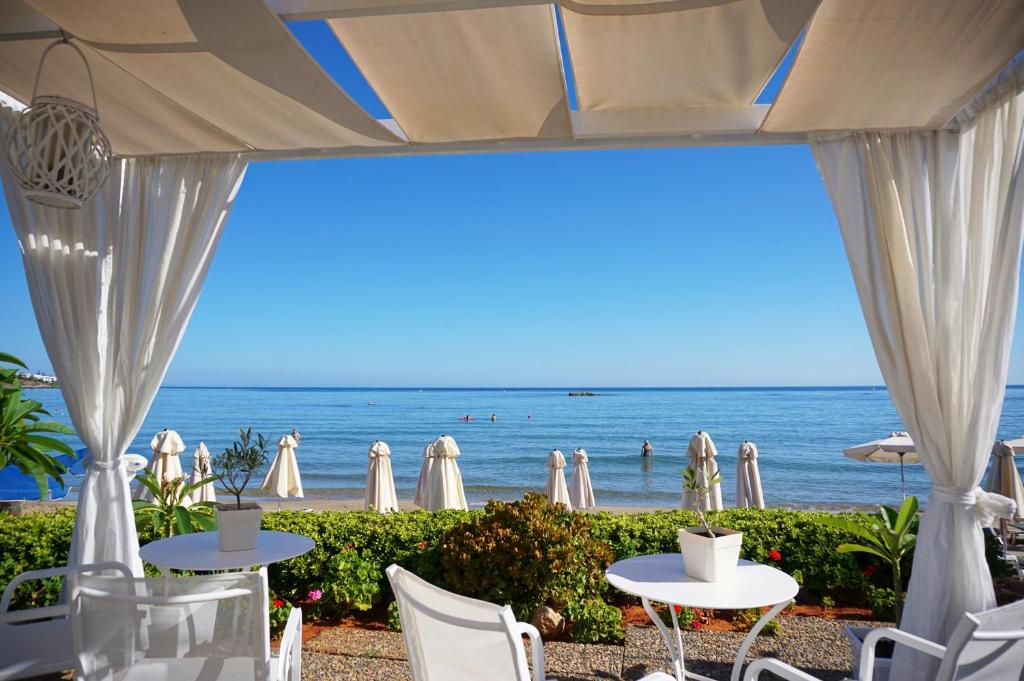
[25, 386, 1024, 509]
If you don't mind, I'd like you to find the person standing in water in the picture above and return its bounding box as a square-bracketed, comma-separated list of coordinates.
[641, 440, 653, 457]
[491, 413, 497, 422]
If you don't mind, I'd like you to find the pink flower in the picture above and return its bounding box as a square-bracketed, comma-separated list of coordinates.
[692, 620, 702, 631]
[307, 589, 323, 602]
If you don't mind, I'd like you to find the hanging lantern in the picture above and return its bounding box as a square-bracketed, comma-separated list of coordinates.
[3, 36, 111, 210]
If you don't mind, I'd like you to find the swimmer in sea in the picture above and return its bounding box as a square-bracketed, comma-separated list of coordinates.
[641, 440, 653, 457]
[491, 413, 497, 422]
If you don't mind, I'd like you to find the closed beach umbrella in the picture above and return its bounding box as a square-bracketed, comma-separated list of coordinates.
[365, 440, 400, 513]
[425, 435, 468, 511]
[843, 431, 917, 498]
[984, 441, 1024, 522]
[569, 448, 595, 510]
[683, 431, 723, 510]
[189, 442, 217, 504]
[735, 441, 765, 509]
[134, 429, 189, 503]
[413, 442, 434, 509]
[545, 449, 573, 511]
[261, 433, 304, 499]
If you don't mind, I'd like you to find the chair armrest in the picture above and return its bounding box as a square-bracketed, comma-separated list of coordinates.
[858, 627, 946, 681]
[515, 621, 546, 681]
[743, 658, 822, 681]
[276, 607, 303, 681]
[1, 561, 132, 615]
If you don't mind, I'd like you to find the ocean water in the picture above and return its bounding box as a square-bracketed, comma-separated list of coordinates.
[27, 386, 1024, 508]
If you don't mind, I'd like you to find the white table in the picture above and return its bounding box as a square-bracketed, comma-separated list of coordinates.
[140, 530, 314, 576]
[606, 553, 798, 681]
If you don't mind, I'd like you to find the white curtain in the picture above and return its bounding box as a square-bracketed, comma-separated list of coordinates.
[811, 66, 1024, 681]
[1, 107, 246, 575]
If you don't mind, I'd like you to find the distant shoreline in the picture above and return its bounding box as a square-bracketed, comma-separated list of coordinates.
[20, 378, 58, 388]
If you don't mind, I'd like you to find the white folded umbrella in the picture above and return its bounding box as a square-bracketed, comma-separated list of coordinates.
[569, 447, 596, 510]
[365, 440, 400, 513]
[683, 431, 723, 511]
[984, 440, 1024, 522]
[413, 441, 434, 509]
[189, 442, 217, 504]
[545, 448, 573, 511]
[843, 431, 917, 498]
[261, 433, 304, 499]
[134, 428, 190, 504]
[425, 435, 468, 511]
[735, 440, 765, 509]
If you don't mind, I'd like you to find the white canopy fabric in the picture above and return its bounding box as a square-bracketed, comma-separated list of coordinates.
[735, 441, 765, 510]
[134, 429, 189, 505]
[984, 441, 1024, 523]
[544, 449, 572, 511]
[261, 434, 304, 499]
[0, 109, 246, 575]
[569, 447, 596, 510]
[413, 441, 434, 509]
[365, 440, 399, 513]
[811, 64, 1024, 681]
[189, 442, 217, 504]
[425, 435, 468, 511]
[683, 431, 723, 511]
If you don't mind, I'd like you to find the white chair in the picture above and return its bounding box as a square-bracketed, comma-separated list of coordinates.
[0, 561, 134, 681]
[386, 564, 673, 681]
[744, 598, 1024, 681]
[69, 567, 301, 681]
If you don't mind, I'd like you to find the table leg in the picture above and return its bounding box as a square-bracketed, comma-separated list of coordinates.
[640, 598, 716, 681]
[730, 600, 792, 681]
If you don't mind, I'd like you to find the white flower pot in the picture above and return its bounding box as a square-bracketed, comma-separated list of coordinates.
[678, 527, 743, 582]
[215, 503, 262, 552]
[844, 625, 891, 681]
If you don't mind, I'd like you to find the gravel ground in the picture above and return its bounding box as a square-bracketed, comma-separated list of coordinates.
[301, 617, 889, 681]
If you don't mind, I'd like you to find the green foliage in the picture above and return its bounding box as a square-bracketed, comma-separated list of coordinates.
[0, 352, 75, 499]
[733, 608, 780, 635]
[658, 604, 699, 630]
[865, 586, 897, 622]
[318, 549, 381, 617]
[0, 508, 74, 610]
[211, 427, 269, 509]
[568, 599, 624, 643]
[436, 494, 614, 620]
[820, 595, 835, 610]
[387, 600, 402, 631]
[132, 471, 217, 538]
[682, 463, 722, 536]
[832, 496, 918, 624]
[270, 594, 292, 637]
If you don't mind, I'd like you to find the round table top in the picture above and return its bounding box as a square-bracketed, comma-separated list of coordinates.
[139, 530, 314, 571]
[606, 553, 798, 610]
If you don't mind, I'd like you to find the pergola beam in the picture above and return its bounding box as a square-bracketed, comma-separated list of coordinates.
[268, 0, 550, 21]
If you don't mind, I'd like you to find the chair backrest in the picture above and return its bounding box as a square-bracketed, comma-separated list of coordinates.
[70, 568, 271, 681]
[276, 607, 303, 681]
[386, 564, 532, 681]
[0, 561, 132, 681]
[937, 597, 1024, 681]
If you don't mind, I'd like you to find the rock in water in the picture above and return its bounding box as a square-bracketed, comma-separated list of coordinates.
[530, 606, 565, 640]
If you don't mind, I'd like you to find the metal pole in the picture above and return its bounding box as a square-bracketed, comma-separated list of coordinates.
[899, 452, 906, 500]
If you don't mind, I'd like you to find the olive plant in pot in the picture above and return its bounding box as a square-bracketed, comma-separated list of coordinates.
[678, 463, 742, 582]
[210, 428, 269, 551]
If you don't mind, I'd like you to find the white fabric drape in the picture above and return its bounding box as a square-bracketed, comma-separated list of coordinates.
[1, 107, 246, 576]
[683, 431, 722, 510]
[365, 440, 399, 513]
[424, 435, 467, 511]
[189, 442, 217, 504]
[811, 66, 1024, 680]
[569, 447, 596, 510]
[413, 442, 434, 509]
[262, 434, 304, 499]
[544, 449, 572, 511]
[735, 441, 765, 509]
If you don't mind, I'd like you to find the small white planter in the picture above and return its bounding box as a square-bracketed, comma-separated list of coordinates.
[678, 527, 743, 582]
[216, 503, 262, 552]
[844, 625, 891, 681]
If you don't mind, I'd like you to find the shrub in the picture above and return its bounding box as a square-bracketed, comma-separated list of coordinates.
[865, 586, 897, 622]
[436, 494, 614, 620]
[387, 600, 402, 631]
[568, 599, 624, 643]
[269, 595, 292, 637]
[0, 508, 74, 610]
[658, 604, 698, 630]
[318, 549, 381, 618]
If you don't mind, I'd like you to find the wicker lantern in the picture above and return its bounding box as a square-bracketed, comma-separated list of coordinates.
[3, 38, 111, 209]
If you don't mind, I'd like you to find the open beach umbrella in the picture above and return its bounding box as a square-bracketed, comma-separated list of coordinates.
[261, 433, 304, 500]
[425, 435, 468, 511]
[843, 431, 918, 498]
[683, 431, 723, 511]
[735, 441, 765, 509]
[570, 448, 596, 510]
[413, 441, 434, 509]
[984, 441, 1024, 523]
[545, 449, 573, 511]
[134, 429, 190, 504]
[189, 442, 217, 504]
[365, 440, 400, 513]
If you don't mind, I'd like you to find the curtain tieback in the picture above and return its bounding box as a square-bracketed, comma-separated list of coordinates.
[931, 485, 1017, 525]
[88, 457, 123, 470]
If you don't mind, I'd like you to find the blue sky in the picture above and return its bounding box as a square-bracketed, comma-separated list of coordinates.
[2, 21, 1023, 388]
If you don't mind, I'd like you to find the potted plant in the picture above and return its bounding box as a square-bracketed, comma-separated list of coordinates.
[678, 463, 742, 582]
[832, 495, 918, 681]
[209, 427, 269, 551]
[132, 470, 217, 538]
